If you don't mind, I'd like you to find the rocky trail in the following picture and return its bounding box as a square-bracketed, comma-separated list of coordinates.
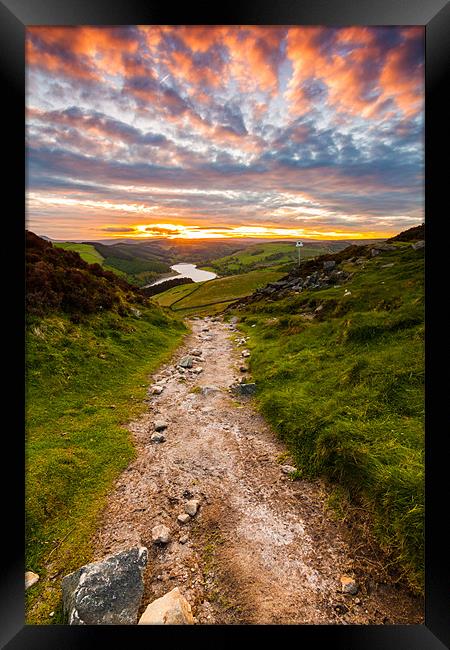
[91, 316, 422, 625]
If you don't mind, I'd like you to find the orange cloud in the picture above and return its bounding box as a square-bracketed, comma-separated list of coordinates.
[286, 26, 423, 119]
[378, 30, 424, 118]
[222, 27, 285, 94]
[27, 26, 140, 80]
[168, 26, 224, 53]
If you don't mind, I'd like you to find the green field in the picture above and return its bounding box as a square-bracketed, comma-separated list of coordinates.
[233, 244, 424, 591]
[154, 282, 198, 307]
[53, 242, 105, 265]
[154, 268, 285, 312]
[205, 241, 336, 276]
[26, 305, 186, 623]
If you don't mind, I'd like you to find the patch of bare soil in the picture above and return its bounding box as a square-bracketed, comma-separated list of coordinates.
[92, 316, 423, 625]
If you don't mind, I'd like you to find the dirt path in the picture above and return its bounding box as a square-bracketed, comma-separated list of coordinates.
[92, 316, 422, 624]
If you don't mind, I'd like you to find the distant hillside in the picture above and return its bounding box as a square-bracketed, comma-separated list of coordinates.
[26, 231, 144, 318]
[204, 240, 349, 276]
[82, 239, 253, 286]
[53, 242, 105, 265]
[84, 241, 172, 286]
[387, 223, 424, 242]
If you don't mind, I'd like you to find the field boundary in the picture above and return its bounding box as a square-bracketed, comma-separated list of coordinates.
[171, 296, 240, 312]
[167, 279, 211, 308]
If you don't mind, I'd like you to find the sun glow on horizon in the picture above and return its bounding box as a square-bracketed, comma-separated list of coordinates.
[100, 222, 400, 241]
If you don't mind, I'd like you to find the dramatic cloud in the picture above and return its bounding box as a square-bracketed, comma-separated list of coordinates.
[26, 26, 424, 240]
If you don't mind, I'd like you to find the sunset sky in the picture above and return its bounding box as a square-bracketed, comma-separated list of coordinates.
[26, 25, 424, 241]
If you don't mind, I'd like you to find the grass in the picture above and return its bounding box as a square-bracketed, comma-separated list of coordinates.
[53, 242, 104, 266]
[26, 304, 186, 623]
[234, 244, 424, 592]
[154, 268, 285, 313]
[154, 282, 199, 307]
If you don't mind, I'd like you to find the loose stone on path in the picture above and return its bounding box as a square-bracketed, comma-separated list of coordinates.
[152, 524, 171, 545]
[201, 385, 220, 396]
[151, 432, 166, 443]
[179, 355, 194, 368]
[138, 587, 194, 625]
[340, 575, 359, 595]
[185, 499, 200, 516]
[281, 464, 297, 475]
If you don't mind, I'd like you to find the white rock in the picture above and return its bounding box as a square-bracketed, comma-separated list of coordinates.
[177, 513, 190, 524]
[138, 587, 194, 625]
[25, 571, 39, 589]
[179, 535, 189, 544]
[192, 367, 203, 374]
[190, 349, 202, 357]
[151, 385, 164, 395]
[152, 524, 171, 545]
[281, 464, 297, 475]
[241, 350, 250, 358]
[185, 499, 200, 517]
[154, 420, 168, 432]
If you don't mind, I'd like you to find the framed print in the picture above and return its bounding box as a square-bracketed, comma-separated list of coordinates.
[1, 0, 449, 647]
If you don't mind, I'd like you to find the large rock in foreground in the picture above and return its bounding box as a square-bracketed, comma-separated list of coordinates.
[138, 587, 194, 625]
[62, 547, 148, 625]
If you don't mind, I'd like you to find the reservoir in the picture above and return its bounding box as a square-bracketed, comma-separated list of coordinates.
[147, 263, 217, 287]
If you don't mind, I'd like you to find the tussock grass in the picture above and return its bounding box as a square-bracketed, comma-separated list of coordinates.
[236, 244, 424, 591]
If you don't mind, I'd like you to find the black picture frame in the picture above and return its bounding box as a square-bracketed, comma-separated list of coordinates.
[2, 0, 449, 647]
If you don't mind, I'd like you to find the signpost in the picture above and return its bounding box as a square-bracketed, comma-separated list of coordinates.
[296, 240, 303, 266]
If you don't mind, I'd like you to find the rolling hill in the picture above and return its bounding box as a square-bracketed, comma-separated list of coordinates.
[203, 240, 367, 276]
[53, 242, 105, 265]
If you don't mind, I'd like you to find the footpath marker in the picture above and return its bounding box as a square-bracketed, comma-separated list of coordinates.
[296, 240, 303, 266]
